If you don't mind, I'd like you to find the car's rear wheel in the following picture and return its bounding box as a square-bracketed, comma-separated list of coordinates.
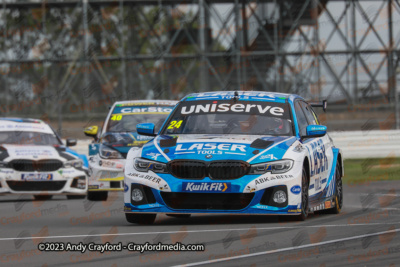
[67, 195, 86, 200]
[327, 163, 343, 214]
[33, 195, 53, 201]
[87, 191, 108, 201]
[296, 167, 309, 221]
[166, 214, 191, 218]
[125, 213, 156, 225]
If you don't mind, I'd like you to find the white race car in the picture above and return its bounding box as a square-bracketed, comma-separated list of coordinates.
[0, 118, 88, 200]
[84, 100, 177, 201]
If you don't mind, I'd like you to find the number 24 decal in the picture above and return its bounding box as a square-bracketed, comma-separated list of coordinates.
[167, 120, 182, 129]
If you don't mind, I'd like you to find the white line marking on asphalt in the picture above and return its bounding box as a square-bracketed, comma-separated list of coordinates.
[176, 228, 400, 267]
[346, 205, 400, 210]
[0, 222, 400, 241]
[358, 193, 400, 197]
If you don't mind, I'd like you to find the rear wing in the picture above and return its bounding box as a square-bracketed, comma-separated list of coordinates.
[310, 100, 327, 112]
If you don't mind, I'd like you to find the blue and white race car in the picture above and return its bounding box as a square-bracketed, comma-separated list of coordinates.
[84, 100, 177, 201]
[0, 118, 88, 200]
[123, 91, 344, 224]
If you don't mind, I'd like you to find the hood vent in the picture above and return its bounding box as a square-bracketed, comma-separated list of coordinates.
[160, 138, 178, 147]
[250, 139, 274, 149]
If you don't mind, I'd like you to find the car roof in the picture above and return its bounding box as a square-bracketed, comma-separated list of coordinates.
[0, 117, 54, 134]
[182, 91, 303, 103]
[113, 100, 178, 107]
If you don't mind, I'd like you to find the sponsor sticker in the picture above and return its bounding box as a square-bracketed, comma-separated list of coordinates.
[146, 152, 161, 161]
[288, 209, 302, 213]
[124, 183, 129, 192]
[290, 185, 301, 195]
[182, 182, 231, 193]
[114, 106, 173, 114]
[259, 154, 278, 160]
[88, 185, 99, 189]
[21, 173, 52, 181]
[325, 201, 331, 209]
[178, 100, 290, 118]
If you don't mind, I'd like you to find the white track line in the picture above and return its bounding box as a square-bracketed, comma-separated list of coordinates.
[176, 228, 400, 267]
[0, 222, 400, 241]
[346, 205, 400, 210]
[357, 193, 400, 197]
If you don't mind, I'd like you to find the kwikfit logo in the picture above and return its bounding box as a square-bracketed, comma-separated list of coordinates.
[183, 182, 231, 192]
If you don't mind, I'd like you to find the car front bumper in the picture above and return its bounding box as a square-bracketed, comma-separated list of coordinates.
[88, 156, 125, 191]
[0, 168, 87, 195]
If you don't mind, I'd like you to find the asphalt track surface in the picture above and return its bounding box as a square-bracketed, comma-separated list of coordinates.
[1, 181, 400, 267]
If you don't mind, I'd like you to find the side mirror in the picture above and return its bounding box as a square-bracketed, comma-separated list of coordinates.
[84, 126, 99, 140]
[304, 125, 327, 138]
[66, 138, 77, 147]
[137, 123, 156, 137]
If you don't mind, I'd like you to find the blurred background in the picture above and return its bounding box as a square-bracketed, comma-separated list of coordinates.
[0, 0, 399, 140]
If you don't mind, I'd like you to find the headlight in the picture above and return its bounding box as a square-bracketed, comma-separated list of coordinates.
[99, 144, 124, 159]
[0, 161, 9, 168]
[134, 158, 168, 173]
[249, 159, 294, 174]
[64, 159, 83, 169]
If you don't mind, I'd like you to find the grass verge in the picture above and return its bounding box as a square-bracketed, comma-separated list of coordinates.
[344, 157, 400, 185]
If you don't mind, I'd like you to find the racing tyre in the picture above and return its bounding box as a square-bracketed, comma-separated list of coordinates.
[327, 164, 343, 214]
[33, 195, 53, 201]
[296, 167, 309, 221]
[87, 191, 108, 201]
[166, 214, 191, 218]
[67, 195, 86, 200]
[125, 213, 157, 225]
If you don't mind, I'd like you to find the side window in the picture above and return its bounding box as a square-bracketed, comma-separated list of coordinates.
[310, 107, 320, 125]
[295, 102, 308, 136]
[300, 102, 317, 125]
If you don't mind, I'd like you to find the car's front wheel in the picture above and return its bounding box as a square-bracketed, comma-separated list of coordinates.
[125, 213, 157, 225]
[87, 191, 108, 201]
[296, 167, 309, 221]
[33, 195, 53, 201]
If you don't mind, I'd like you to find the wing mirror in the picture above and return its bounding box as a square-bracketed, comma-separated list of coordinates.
[136, 123, 156, 137]
[66, 138, 77, 147]
[84, 126, 99, 141]
[303, 125, 327, 138]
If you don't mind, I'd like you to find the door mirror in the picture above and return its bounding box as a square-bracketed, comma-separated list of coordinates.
[137, 123, 156, 137]
[66, 138, 77, 147]
[84, 126, 99, 140]
[304, 125, 327, 138]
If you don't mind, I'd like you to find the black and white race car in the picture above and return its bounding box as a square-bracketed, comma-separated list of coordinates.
[0, 118, 88, 200]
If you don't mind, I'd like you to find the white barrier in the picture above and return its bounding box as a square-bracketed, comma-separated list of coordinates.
[72, 130, 400, 159]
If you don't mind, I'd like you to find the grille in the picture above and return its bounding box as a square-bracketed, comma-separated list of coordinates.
[161, 192, 254, 210]
[9, 160, 63, 172]
[168, 160, 206, 179]
[209, 161, 250, 180]
[7, 181, 66, 191]
[168, 160, 249, 180]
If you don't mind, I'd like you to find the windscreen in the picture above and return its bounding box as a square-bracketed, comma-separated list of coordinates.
[106, 105, 174, 133]
[162, 100, 293, 136]
[0, 131, 61, 145]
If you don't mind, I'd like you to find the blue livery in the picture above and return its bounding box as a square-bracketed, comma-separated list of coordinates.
[123, 91, 344, 224]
